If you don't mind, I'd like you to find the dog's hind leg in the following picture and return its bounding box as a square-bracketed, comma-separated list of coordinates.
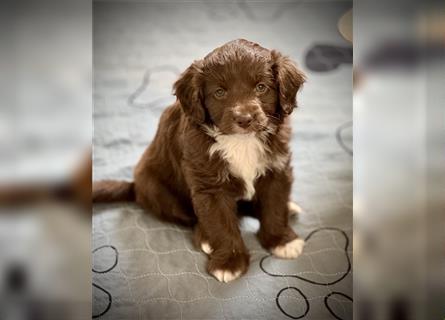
[193, 225, 213, 255]
[288, 201, 303, 216]
[134, 170, 196, 227]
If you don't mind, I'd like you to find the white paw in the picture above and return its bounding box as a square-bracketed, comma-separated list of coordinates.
[288, 201, 303, 216]
[271, 238, 305, 259]
[211, 269, 242, 283]
[201, 242, 213, 255]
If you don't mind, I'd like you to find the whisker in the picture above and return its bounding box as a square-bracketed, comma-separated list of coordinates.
[266, 114, 281, 121]
[255, 124, 269, 130]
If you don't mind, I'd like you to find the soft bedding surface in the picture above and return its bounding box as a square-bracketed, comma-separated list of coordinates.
[93, 1, 352, 319]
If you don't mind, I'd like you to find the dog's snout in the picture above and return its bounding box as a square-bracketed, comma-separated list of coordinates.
[233, 112, 253, 129]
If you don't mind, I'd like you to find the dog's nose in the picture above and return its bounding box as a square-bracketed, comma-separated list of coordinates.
[234, 113, 253, 128]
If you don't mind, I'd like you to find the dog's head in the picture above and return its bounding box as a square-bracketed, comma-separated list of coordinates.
[174, 39, 305, 134]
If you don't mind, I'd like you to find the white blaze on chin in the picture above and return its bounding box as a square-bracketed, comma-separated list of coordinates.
[204, 125, 286, 200]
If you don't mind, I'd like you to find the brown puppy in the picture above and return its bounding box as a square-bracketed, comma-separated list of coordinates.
[93, 39, 306, 283]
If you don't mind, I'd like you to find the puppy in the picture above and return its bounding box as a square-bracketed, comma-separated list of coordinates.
[93, 39, 306, 283]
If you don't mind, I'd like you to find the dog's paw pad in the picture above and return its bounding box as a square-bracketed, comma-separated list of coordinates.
[201, 242, 213, 255]
[288, 201, 303, 216]
[271, 238, 305, 259]
[211, 269, 242, 283]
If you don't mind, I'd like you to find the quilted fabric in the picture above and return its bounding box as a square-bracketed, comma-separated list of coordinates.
[93, 1, 352, 319]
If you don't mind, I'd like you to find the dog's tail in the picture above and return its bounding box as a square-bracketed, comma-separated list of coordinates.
[93, 180, 135, 203]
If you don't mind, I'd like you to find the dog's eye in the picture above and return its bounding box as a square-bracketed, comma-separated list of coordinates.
[214, 88, 226, 98]
[256, 83, 267, 93]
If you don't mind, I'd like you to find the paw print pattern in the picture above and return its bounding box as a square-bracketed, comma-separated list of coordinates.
[260, 227, 352, 319]
[336, 121, 353, 156]
[305, 45, 353, 72]
[128, 65, 181, 111]
[324, 291, 353, 320]
[92, 245, 119, 318]
[237, 0, 289, 21]
[276, 287, 310, 319]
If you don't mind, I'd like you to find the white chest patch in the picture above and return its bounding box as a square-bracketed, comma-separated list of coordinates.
[204, 126, 287, 200]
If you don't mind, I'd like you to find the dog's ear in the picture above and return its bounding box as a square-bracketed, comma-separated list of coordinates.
[272, 51, 306, 116]
[173, 61, 206, 123]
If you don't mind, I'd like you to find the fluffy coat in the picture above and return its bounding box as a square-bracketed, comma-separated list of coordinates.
[93, 39, 306, 282]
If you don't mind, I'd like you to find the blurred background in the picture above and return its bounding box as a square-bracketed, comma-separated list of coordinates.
[354, 0, 445, 319]
[0, 0, 91, 319]
[0, 0, 443, 319]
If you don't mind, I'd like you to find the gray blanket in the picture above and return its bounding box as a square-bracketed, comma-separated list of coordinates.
[93, 1, 352, 319]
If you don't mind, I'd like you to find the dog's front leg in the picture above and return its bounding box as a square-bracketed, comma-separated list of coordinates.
[255, 169, 305, 259]
[192, 192, 249, 283]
